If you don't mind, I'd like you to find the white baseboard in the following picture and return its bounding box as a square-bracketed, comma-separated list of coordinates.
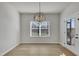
[1, 42, 20, 56]
[20, 42, 60, 44]
[59, 42, 63, 46]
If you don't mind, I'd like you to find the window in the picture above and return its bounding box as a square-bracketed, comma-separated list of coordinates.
[30, 21, 50, 37]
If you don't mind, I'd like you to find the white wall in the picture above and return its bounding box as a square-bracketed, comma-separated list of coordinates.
[0, 3, 20, 55]
[20, 13, 60, 43]
[60, 3, 79, 55]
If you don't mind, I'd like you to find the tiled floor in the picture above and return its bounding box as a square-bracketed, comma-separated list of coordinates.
[4, 43, 76, 56]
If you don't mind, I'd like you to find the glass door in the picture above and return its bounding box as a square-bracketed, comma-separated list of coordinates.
[66, 18, 75, 45]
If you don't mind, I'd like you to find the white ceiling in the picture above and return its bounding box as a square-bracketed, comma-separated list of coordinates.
[9, 2, 71, 13]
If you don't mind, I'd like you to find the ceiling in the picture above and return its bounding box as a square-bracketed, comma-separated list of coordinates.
[9, 2, 71, 13]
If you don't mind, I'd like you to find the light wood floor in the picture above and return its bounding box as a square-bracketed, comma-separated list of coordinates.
[4, 43, 76, 56]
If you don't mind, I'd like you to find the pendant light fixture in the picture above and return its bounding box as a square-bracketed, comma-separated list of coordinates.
[34, 2, 45, 22]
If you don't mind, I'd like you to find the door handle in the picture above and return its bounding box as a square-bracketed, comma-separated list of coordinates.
[75, 37, 78, 39]
[75, 34, 79, 39]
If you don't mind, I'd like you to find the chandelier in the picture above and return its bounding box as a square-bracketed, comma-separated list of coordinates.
[34, 2, 45, 22]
